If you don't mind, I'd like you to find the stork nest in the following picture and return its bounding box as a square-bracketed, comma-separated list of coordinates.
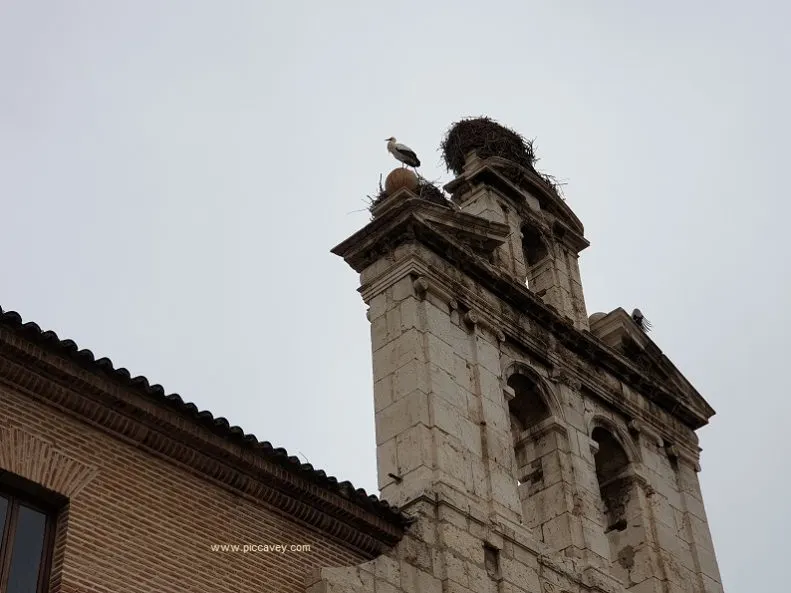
[441, 116, 537, 175]
[367, 177, 451, 214]
[497, 162, 567, 201]
[418, 180, 449, 207]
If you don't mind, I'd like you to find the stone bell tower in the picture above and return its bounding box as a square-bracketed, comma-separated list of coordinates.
[310, 118, 724, 593]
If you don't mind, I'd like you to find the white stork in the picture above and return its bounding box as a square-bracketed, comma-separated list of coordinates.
[631, 308, 652, 333]
[386, 137, 421, 169]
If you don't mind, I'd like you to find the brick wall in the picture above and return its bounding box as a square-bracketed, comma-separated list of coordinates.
[0, 383, 369, 593]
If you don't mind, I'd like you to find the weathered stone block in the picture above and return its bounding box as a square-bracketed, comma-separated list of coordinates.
[478, 365, 504, 403]
[391, 275, 416, 303]
[465, 560, 490, 592]
[376, 390, 430, 445]
[500, 555, 541, 591]
[374, 374, 394, 413]
[581, 516, 611, 560]
[443, 582, 477, 593]
[374, 578, 401, 593]
[486, 430, 515, 471]
[396, 424, 434, 476]
[433, 396, 467, 438]
[618, 543, 662, 587]
[679, 490, 708, 521]
[373, 329, 425, 382]
[381, 464, 433, 506]
[367, 293, 387, 320]
[370, 553, 402, 586]
[442, 551, 469, 586]
[534, 481, 575, 521]
[429, 363, 470, 411]
[439, 521, 484, 563]
[392, 359, 429, 402]
[400, 563, 442, 593]
[540, 450, 572, 487]
[397, 534, 435, 574]
[425, 333, 466, 385]
[398, 296, 420, 331]
[480, 396, 510, 434]
[435, 434, 472, 491]
[702, 573, 724, 593]
[564, 406, 586, 432]
[489, 465, 522, 513]
[541, 512, 584, 551]
[687, 514, 716, 553]
[697, 547, 722, 582]
[371, 315, 391, 349]
[377, 437, 399, 489]
[319, 566, 374, 593]
[476, 336, 502, 376]
[624, 577, 664, 593]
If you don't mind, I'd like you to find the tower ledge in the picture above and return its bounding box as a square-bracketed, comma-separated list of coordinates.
[332, 196, 712, 431]
[444, 155, 588, 252]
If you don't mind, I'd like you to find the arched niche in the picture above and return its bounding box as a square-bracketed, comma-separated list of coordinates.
[503, 362, 571, 541]
[521, 224, 549, 267]
[502, 362, 565, 424]
[588, 415, 641, 465]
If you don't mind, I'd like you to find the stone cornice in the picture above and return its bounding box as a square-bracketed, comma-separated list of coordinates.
[402, 486, 626, 593]
[360, 250, 699, 456]
[444, 157, 588, 252]
[332, 199, 712, 434]
[0, 330, 405, 557]
[589, 309, 715, 421]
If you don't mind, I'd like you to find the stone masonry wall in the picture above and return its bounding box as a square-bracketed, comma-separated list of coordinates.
[451, 183, 589, 331]
[314, 237, 723, 593]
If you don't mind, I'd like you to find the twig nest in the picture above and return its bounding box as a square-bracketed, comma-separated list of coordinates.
[385, 168, 419, 195]
[441, 116, 536, 175]
[417, 181, 448, 206]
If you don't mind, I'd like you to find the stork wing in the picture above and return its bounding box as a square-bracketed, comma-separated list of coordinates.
[394, 144, 420, 166]
[394, 143, 416, 156]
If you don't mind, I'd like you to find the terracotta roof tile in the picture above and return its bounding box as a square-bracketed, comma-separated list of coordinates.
[0, 306, 408, 527]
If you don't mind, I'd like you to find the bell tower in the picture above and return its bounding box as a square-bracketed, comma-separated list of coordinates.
[441, 121, 590, 331]
[312, 118, 724, 593]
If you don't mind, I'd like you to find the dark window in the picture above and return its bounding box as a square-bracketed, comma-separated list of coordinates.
[508, 373, 552, 489]
[0, 481, 58, 593]
[484, 545, 501, 580]
[591, 427, 631, 533]
[507, 374, 551, 434]
[521, 225, 548, 267]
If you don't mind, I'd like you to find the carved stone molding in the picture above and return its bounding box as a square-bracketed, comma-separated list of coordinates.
[550, 368, 582, 391]
[627, 419, 664, 447]
[514, 415, 568, 448]
[0, 424, 98, 498]
[463, 310, 479, 330]
[412, 276, 429, 300]
[673, 446, 701, 472]
[581, 564, 626, 593]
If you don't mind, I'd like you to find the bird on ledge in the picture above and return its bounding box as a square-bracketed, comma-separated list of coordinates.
[386, 137, 421, 169]
[632, 308, 652, 333]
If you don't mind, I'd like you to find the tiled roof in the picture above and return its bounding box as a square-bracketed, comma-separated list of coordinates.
[0, 306, 408, 527]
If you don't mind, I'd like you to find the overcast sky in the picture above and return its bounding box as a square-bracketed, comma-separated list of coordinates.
[2, 1, 789, 589]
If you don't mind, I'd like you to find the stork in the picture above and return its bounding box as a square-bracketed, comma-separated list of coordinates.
[631, 308, 652, 333]
[386, 137, 421, 169]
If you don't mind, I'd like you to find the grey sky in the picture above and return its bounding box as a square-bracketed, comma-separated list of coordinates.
[1, 1, 788, 589]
